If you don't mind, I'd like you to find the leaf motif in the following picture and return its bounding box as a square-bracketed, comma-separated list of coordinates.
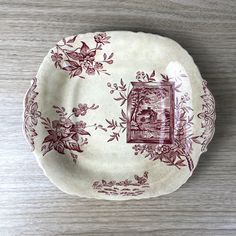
[121, 109, 127, 120]
[186, 106, 194, 111]
[63, 66, 76, 71]
[150, 70, 155, 78]
[108, 137, 115, 142]
[106, 119, 112, 125]
[119, 92, 125, 99]
[80, 42, 89, 54]
[175, 159, 186, 166]
[188, 115, 194, 122]
[67, 52, 81, 61]
[78, 129, 91, 136]
[114, 97, 123, 101]
[192, 136, 202, 144]
[67, 35, 77, 44]
[175, 83, 182, 89]
[103, 53, 107, 60]
[64, 141, 82, 152]
[74, 68, 82, 76]
[42, 134, 54, 143]
[108, 52, 114, 59]
[134, 175, 139, 181]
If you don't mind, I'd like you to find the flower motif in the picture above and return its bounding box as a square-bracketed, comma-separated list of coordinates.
[175, 120, 186, 136]
[51, 52, 63, 68]
[146, 145, 154, 153]
[51, 33, 113, 78]
[76, 121, 87, 129]
[29, 102, 41, 125]
[132, 144, 142, 152]
[51, 52, 63, 63]
[94, 32, 111, 44]
[94, 62, 103, 70]
[78, 42, 96, 64]
[70, 121, 90, 139]
[184, 92, 190, 101]
[24, 78, 41, 150]
[72, 104, 88, 117]
[155, 145, 170, 155]
[136, 71, 146, 81]
[51, 120, 71, 138]
[42, 129, 65, 154]
[60, 117, 73, 128]
[40, 103, 102, 161]
[181, 95, 185, 102]
[86, 67, 96, 75]
[135, 175, 147, 185]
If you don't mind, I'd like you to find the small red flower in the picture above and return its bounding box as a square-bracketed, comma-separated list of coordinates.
[76, 121, 86, 129]
[94, 32, 110, 44]
[29, 102, 41, 125]
[94, 62, 103, 70]
[60, 117, 73, 128]
[51, 52, 63, 68]
[155, 145, 170, 155]
[51, 52, 63, 62]
[86, 67, 95, 75]
[136, 71, 146, 81]
[72, 103, 88, 117]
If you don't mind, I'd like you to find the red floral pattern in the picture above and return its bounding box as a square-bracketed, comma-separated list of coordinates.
[23, 77, 41, 150]
[40, 104, 107, 163]
[105, 71, 196, 171]
[192, 80, 216, 152]
[50, 32, 113, 79]
[93, 171, 149, 196]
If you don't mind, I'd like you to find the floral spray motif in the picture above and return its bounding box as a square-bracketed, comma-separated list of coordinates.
[40, 103, 107, 163]
[50, 32, 113, 79]
[127, 81, 174, 144]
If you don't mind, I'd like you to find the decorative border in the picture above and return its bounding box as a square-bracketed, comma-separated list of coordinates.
[192, 80, 216, 152]
[92, 171, 149, 196]
[23, 77, 41, 150]
[51, 32, 113, 79]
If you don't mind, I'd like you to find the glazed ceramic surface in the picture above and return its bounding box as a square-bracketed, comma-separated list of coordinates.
[23, 31, 216, 200]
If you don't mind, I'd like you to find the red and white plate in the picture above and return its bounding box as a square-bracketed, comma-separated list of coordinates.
[23, 31, 216, 200]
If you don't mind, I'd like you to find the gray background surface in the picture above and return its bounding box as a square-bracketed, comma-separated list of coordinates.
[0, 0, 236, 235]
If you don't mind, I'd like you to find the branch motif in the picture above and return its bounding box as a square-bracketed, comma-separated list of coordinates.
[50, 33, 114, 79]
[105, 70, 197, 171]
[40, 103, 107, 163]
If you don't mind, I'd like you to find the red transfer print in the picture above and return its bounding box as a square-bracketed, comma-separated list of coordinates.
[23, 77, 41, 150]
[105, 70, 197, 171]
[127, 82, 174, 144]
[40, 104, 107, 163]
[50, 32, 113, 79]
[92, 171, 149, 196]
[192, 80, 216, 152]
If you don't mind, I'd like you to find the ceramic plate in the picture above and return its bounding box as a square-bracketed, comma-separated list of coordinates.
[23, 31, 216, 200]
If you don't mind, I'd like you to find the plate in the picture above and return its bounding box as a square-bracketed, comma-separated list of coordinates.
[23, 31, 216, 200]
